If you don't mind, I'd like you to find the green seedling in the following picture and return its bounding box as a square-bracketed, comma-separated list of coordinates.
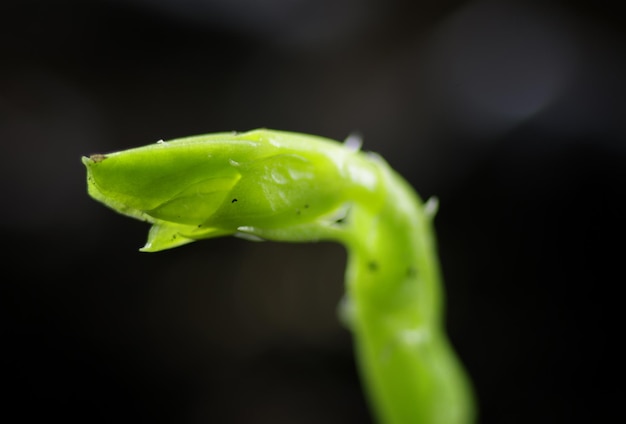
[83, 129, 475, 424]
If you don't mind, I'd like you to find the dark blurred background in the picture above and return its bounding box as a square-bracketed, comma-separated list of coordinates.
[1, 0, 624, 423]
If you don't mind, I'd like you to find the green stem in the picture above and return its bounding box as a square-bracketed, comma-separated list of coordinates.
[340, 163, 475, 423]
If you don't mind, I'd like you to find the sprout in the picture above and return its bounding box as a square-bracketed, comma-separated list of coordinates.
[83, 128, 476, 424]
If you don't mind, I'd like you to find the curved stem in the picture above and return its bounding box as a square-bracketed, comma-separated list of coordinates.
[83, 129, 476, 424]
[340, 163, 475, 424]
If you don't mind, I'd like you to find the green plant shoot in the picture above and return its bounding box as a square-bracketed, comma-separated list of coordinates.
[82, 129, 475, 424]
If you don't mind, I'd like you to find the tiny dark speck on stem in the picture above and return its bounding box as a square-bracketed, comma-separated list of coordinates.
[232, 198, 238, 203]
